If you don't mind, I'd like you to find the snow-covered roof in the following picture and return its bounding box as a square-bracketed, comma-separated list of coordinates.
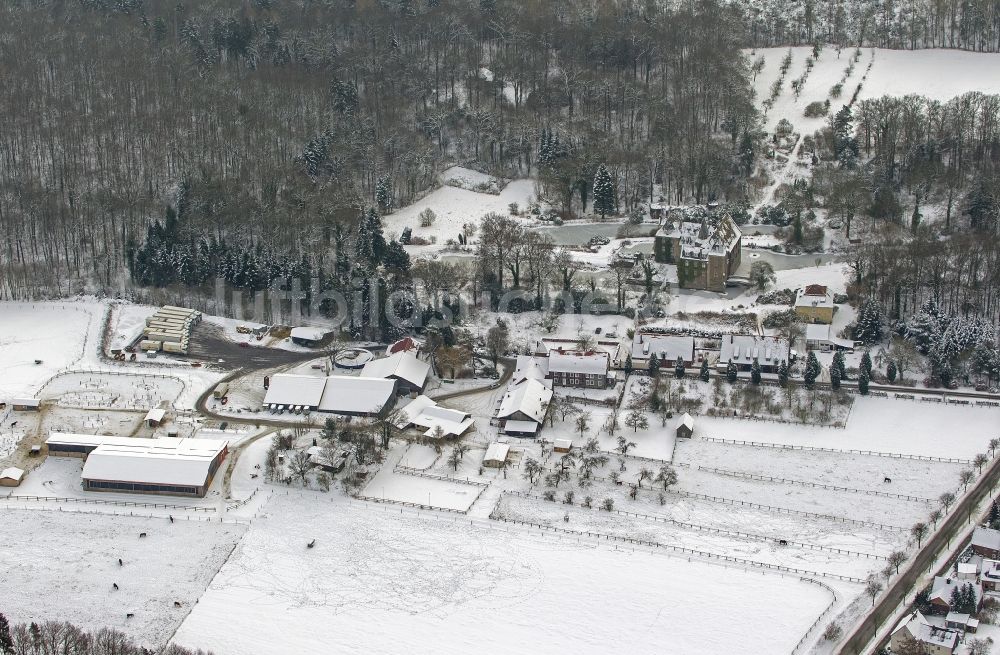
[658, 213, 742, 260]
[503, 420, 540, 434]
[362, 351, 430, 389]
[930, 576, 982, 605]
[718, 335, 789, 367]
[144, 408, 166, 423]
[0, 467, 24, 482]
[553, 438, 573, 450]
[395, 394, 474, 438]
[497, 378, 552, 424]
[805, 324, 854, 349]
[290, 326, 327, 342]
[795, 286, 835, 309]
[512, 355, 550, 385]
[317, 376, 398, 415]
[972, 526, 1000, 552]
[263, 375, 327, 408]
[483, 442, 510, 464]
[547, 352, 609, 376]
[81, 437, 227, 488]
[678, 413, 694, 430]
[893, 611, 958, 649]
[535, 338, 622, 361]
[12, 397, 40, 407]
[631, 333, 695, 362]
[958, 562, 979, 575]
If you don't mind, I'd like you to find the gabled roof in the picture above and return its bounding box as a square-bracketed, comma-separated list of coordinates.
[263, 375, 327, 408]
[973, 526, 1000, 552]
[483, 442, 510, 463]
[892, 611, 959, 649]
[362, 351, 430, 389]
[395, 394, 474, 438]
[631, 333, 695, 361]
[144, 408, 166, 423]
[317, 376, 397, 414]
[512, 355, 550, 385]
[678, 413, 694, 430]
[930, 576, 982, 605]
[0, 467, 24, 482]
[548, 351, 609, 376]
[80, 437, 227, 487]
[718, 335, 789, 367]
[497, 378, 552, 423]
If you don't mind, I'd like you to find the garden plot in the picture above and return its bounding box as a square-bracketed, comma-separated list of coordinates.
[695, 395, 1000, 460]
[674, 438, 967, 501]
[42, 371, 185, 411]
[0, 508, 244, 649]
[363, 461, 483, 512]
[0, 301, 100, 398]
[172, 495, 831, 655]
[497, 494, 878, 581]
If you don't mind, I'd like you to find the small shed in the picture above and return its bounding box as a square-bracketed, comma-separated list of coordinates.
[483, 442, 511, 468]
[12, 398, 40, 411]
[553, 438, 573, 453]
[144, 408, 167, 428]
[676, 413, 694, 439]
[0, 467, 25, 487]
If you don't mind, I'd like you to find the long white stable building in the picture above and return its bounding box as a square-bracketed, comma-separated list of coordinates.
[46, 433, 227, 497]
[262, 374, 398, 417]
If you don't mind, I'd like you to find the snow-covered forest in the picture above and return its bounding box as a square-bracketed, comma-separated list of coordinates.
[0, 0, 756, 298]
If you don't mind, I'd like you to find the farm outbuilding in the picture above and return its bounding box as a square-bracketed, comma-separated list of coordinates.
[0, 467, 25, 487]
[81, 437, 228, 497]
[290, 327, 328, 347]
[676, 413, 694, 439]
[483, 442, 510, 468]
[361, 351, 431, 395]
[262, 374, 398, 417]
[12, 398, 40, 411]
[553, 439, 573, 453]
[144, 408, 166, 428]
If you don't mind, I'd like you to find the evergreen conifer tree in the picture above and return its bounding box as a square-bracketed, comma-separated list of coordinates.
[648, 354, 660, 376]
[777, 360, 789, 386]
[624, 354, 633, 375]
[593, 164, 615, 219]
[751, 358, 761, 384]
[861, 350, 873, 378]
[674, 355, 685, 379]
[804, 352, 821, 388]
[700, 358, 710, 382]
[726, 359, 738, 383]
[886, 360, 897, 383]
[858, 369, 870, 395]
[375, 175, 393, 213]
[831, 364, 841, 390]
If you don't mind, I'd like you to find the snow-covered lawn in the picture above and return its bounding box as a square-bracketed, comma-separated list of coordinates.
[0, 301, 101, 398]
[172, 494, 832, 655]
[385, 177, 536, 247]
[0, 507, 244, 648]
[695, 395, 1000, 460]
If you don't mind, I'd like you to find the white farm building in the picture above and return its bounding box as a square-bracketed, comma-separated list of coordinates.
[46, 433, 228, 497]
[263, 374, 398, 417]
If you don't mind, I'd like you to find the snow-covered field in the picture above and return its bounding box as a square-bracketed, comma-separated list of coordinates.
[0, 302, 101, 398]
[751, 46, 1000, 132]
[0, 507, 244, 647]
[696, 395, 1000, 460]
[172, 494, 832, 655]
[385, 170, 536, 246]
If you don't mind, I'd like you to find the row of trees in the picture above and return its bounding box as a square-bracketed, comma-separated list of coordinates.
[0, 612, 210, 655]
[739, 0, 1000, 51]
